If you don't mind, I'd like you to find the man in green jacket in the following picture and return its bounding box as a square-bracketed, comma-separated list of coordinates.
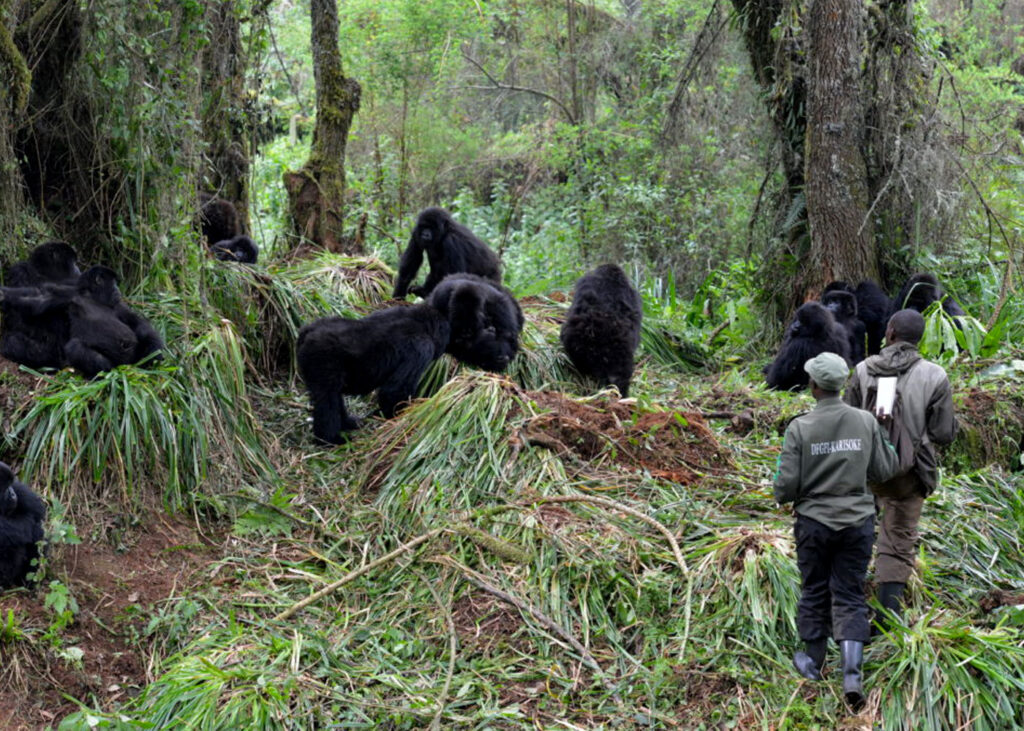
[844, 309, 958, 627]
[775, 352, 900, 710]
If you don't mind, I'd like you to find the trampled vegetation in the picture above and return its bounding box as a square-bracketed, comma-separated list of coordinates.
[0, 0, 1023, 729]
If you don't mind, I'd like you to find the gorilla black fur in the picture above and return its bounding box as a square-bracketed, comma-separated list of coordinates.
[393, 207, 501, 299]
[197, 192, 240, 245]
[765, 302, 851, 391]
[0, 242, 80, 368]
[895, 273, 965, 319]
[0, 462, 46, 590]
[428, 273, 524, 373]
[560, 264, 643, 396]
[297, 304, 451, 444]
[853, 280, 893, 355]
[210, 235, 259, 264]
[821, 288, 866, 365]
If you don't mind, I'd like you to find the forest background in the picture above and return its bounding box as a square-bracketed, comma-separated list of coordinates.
[0, 0, 1023, 729]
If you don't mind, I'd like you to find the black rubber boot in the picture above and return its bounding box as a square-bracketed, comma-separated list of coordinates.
[840, 640, 865, 711]
[871, 581, 906, 636]
[793, 638, 827, 681]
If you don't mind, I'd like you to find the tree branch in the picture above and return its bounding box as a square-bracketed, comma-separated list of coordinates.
[460, 50, 576, 124]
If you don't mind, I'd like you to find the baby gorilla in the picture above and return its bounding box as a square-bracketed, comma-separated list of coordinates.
[393, 208, 502, 298]
[0, 461, 46, 590]
[297, 304, 451, 444]
[428, 274, 524, 372]
[765, 302, 851, 391]
[209, 235, 259, 264]
[560, 264, 643, 396]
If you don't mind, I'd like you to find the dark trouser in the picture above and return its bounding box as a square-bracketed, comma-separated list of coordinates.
[875, 492, 925, 584]
[794, 514, 875, 643]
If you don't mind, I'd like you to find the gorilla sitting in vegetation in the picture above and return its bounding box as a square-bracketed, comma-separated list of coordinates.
[0, 461, 46, 590]
[210, 235, 259, 264]
[197, 192, 240, 245]
[428, 273, 524, 373]
[297, 304, 451, 444]
[393, 207, 501, 299]
[765, 302, 851, 391]
[560, 264, 643, 396]
[895, 273, 966, 318]
[0, 242, 80, 368]
[821, 288, 866, 365]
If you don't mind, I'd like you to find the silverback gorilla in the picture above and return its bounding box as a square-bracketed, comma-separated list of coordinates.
[428, 273, 524, 372]
[0, 462, 46, 590]
[297, 304, 451, 444]
[393, 208, 501, 299]
[560, 264, 643, 396]
[765, 302, 851, 391]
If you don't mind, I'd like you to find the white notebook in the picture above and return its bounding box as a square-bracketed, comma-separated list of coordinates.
[875, 377, 897, 416]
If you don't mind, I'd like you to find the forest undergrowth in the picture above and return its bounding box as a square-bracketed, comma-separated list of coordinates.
[0, 255, 1022, 731]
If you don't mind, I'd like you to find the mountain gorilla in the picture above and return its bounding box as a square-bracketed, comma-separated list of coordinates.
[821, 288, 866, 364]
[428, 273, 524, 373]
[210, 235, 259, 264]
[297, 304, 451, 444]
[895, 273, 966, 318]
[0, 242, 80, 368]
[853, 280, 893, 355]
[197, 192, 240, 245]
[765, 302, 851, 391]
[560, 264, 643, 396]
[393, 208, 501, 299]
[0, 461, 46, 590]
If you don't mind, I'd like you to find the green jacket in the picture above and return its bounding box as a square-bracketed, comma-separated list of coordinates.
[774, 396, 900, 530]
[844, 342, 958, 495]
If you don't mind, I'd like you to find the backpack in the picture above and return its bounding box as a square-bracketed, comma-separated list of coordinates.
[861, 361, 921, 498]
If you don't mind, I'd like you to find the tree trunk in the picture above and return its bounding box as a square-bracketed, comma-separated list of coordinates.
[200, 0, 250, 233]
[0, 0, 28, 242]
[284, 0, 361, 254]
[802, 0, 877, 293]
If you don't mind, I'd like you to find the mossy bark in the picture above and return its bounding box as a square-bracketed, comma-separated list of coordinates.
[284, 0, 361, 254]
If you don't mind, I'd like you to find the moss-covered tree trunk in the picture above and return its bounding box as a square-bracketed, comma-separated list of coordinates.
[0, 0, 29, 243]
[200, 0, 250, 233]
[801, 0, 877, 293]
[284, 0, 361, 254]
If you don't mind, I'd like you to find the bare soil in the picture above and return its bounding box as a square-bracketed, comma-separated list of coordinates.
[0, 516, 223, 730]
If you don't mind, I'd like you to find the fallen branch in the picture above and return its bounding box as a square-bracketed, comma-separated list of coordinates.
[439, 556, 623, 706]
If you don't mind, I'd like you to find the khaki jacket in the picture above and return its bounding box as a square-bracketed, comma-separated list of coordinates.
[844, 342, 958, 495]
[774, 397, 900, 530]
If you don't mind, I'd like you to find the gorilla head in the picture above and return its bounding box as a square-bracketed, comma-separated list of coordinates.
[27, 242, 80, 282]
[428, 273, 523, 372]
[895, 273, 966, 318]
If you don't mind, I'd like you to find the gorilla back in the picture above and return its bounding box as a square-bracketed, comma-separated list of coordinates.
[393, 208, 501, 298]
[297, 304, 451, 444]
[428, 273, 524, 372]
[0, 462, 46, 589]
[765, 302, 851, 391]
[560, 264, 643, 396]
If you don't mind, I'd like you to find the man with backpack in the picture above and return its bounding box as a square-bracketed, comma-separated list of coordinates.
[774, 352, 901, 710]
[844, 308, 958, 629]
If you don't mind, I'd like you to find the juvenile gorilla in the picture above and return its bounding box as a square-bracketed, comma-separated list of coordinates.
[895, 273, 966, 318]
[853, 280, 893, 355]
[297, 304, 451, 444]
[821, 288, 866, 364]
[0, 242, 80, 368]
[560, 264, 643, 396]
[428, 274, 524, 373]
[0, 462, 46, 590]
[197, 192, 240, 245]
[765, 302, 851, 391]
[59, 266, 164, 377]
[210, 235, 259, 264]
[393, 208, 501, 299]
